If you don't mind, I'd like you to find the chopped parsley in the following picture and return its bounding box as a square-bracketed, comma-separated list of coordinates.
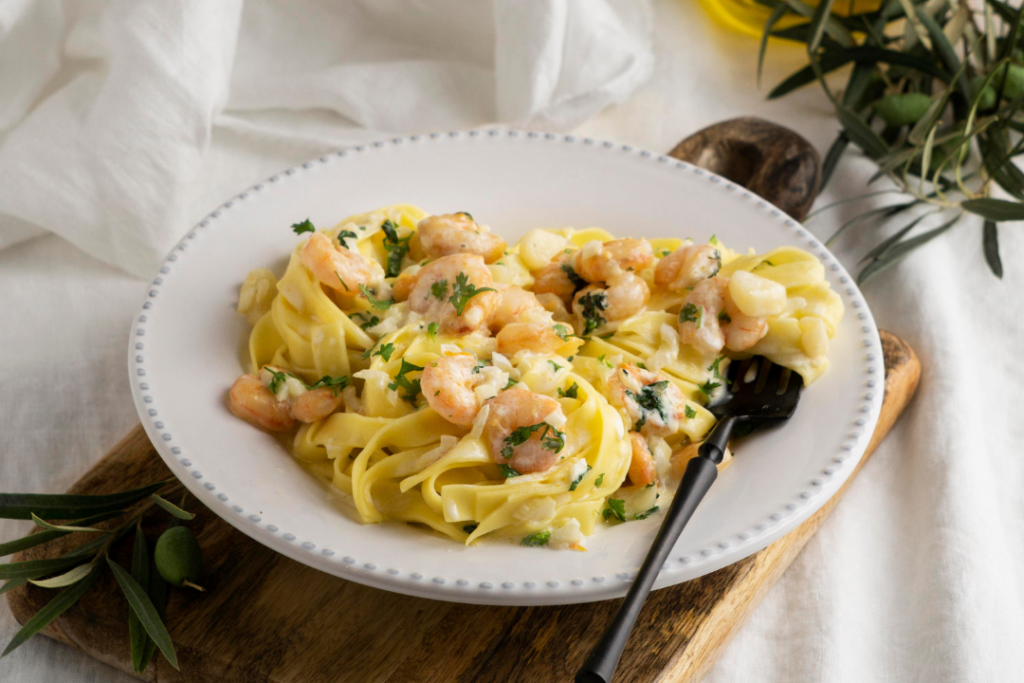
[602, 498, 627, 523]
[388, 358, 424, 405]
[458, 211, 473, 221]
[521, 530, 551, 547]
[291, 219, 315, 235]
[427, 321, 440, 339]
[569, 464, 591, 491]
[661, 249, 671, 256]
[373, 342, 395, 362]
[561, 263, 587, 292]
[498, 464, 521, 478]
[503, 377, 519, 389]
[307, 375, 350, 396]
[718, 311, 732, 323]
[448, 271, 495, 316]
[636, 362, 647, 370]
[625, 381, 671, 432]
[472, 360, 488, 374]
[558, 382, 579, 399]
[597, 354, 613, 368]
[463, 524, 478, 534]
[708, 356, 727, 381]
[335, 270, 350, 292]
[709, 234, 719, 246]
[599, 332, 616, 340]
[698, 379, 721, 400]
[553, 324, 572, 341]
[684, 405, 697, 419]
[265, 368, 299, 394]
[680, 303, 703, 327]
[500, 422, 565, 460]
[359, 284, 393, 310]
[548, 360, 563, 372]
[578, 290, 608, 336]
[337, 229, 358, 249]
[595, 473, 605, 487]
[352, 312, 380, 331]
[634, 506, 660, 520]
[429, 279, 448, 301]
[381, 219, 412, 277]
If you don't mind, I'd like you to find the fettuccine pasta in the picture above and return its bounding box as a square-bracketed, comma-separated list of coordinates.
[228, 205, 843, 549]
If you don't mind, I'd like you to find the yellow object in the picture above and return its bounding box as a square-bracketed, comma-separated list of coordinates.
[237, 205, 843, 547]
[698, 0, 882, 38]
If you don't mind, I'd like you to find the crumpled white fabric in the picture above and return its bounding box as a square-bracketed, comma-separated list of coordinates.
[0, 0, 653, 278]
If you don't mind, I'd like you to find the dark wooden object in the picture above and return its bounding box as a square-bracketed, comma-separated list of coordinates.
[670, 117, 821, 220]
[6, 332, 919, 682]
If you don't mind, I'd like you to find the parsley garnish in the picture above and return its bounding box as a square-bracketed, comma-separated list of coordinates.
[708, 356, 727, 381]
[698, 379, 721, 400]
[595, 473, 605, 487]
[500, 422, 565, 459]
[335, 271, 350, 292]
[352, 312, 380, 331]
[429, 279, 448, 301]
[558, 382, 579, 399]
[597, 354, 613, 368]
[359, 284, 393, 310]
[561, 263, 587, 292]
[634, 506, 660, 520]
[463, 523, 478, 534]
[578, 290, 608, 336]
[680, 303, 703, 327]
[388, 358, 424, 405]
[684, 405, 697, 419]
[337, 229, 358, 249]
[602, 498, 627, 523]
[503, 377, 519, 389]
[373, 342, 395, 362]
[553, 324, 571, 341]
[569, 464, 591, 491]
[307, 375, 350, 396]
[291, 219, 315, 235]
[427, 321, 439, 339]
[448, 272, 495, 316]
[718, 311, 732, 323]
[472, 360, 488, 374]
[709, 234, 719, 246]
[498, 464, 520, 478]
[458, 211, 473, 221]
[599, 332, 616, 340]
[381, 219, 411, 277]
[636, 362, 647, 370]
[548, 360, 563, 372]
[521, 530, 550, 547]
[266, 368, 299, 394]
[625, 381, 671, 432]
[661, 249, 671, 256]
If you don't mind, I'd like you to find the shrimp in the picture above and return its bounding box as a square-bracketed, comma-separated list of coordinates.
[531, 255, 580, 306]
[391, 267, 420, 302]
[608, 363, 688, 437]
[228, 374, 295, 432]
[496, 322, 565, 356]
[572, 272, 649, 334]
[490, 285, 549, 331]
[678, 276, 767, 355]
[628, 433, 658, 487]
[301, 232, 384, 294]
[484, 388, 566, 474]
[654, 244, 721, 291]
[407, 254, 499, 335]
[417, 213, 506, 264]
[421, 355, 482, 427]
[573, 238, 653, 283]
[290, 387, 345, 423]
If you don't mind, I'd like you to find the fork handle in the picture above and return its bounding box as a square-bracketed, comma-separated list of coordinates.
[575, 420, 737, 683]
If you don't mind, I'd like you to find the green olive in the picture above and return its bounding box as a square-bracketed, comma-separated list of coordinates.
[871, 92, 933, 127]
[154, 526, 203, 589]
[969, 76, 997, 110]
[984, 63, 1024, 101]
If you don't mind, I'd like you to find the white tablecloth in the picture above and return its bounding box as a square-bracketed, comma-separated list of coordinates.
[2, 1, 1023, 682]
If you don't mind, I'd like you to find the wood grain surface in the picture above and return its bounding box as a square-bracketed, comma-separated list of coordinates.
[6, 331, 919, 683]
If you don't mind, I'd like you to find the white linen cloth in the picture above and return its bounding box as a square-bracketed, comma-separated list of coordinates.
[2, 1, 1023, 682]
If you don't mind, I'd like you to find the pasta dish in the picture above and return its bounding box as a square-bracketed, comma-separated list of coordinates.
[229, 205, 843, 550]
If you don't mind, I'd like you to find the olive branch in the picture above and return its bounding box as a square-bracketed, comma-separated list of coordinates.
[0, 480, 203, 672]
[759, 0, 1024, 281]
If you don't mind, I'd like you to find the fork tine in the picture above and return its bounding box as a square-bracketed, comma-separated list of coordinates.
[753, 357, 773, 393]
[731, 358, 753, 393]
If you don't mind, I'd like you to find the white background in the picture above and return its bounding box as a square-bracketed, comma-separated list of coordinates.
[2, 0, 1023, 681]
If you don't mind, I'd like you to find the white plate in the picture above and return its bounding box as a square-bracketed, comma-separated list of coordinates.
[129, 130, 883, 606]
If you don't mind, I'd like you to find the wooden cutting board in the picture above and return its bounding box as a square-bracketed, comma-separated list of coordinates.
[6, 330, 919, 682]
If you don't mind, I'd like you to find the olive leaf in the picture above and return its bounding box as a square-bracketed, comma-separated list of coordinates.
[0, 481, 169, 520]
[150, 494, 195, 521]
[129, 522, 152, 673]
[31, 513, 114, 535]
[983, 221, 1004, 278]
[106, 555, 179, 670]
[28, 560, 98, 589]
[858, 213, 963, 283]
[962, 198, 1024, 220]
[138, 554, 169, 672]
[0, 510, 124, 558]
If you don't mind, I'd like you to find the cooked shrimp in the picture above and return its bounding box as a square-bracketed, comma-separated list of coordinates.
[301, 232, 384, 294]
[418, 213, 506, 264]
[484, 388, 566, 474]
[572, 272, 649, 333]
[628, 433, 658, 487]
[290, 387, 345, 423]
[535, 292, 571, 322]
[573, 238, 653, 283]
[608, 363, 688, 436]
[654, 244, 721, 291]
[421, 355, 482, 427]
[228, 374, 295, 432]
[533, 252, 582, 304]
[678, 276, 767, 355]
[490, 285, 549, 331]
[496, 322, 565, 356]
[391, 267, 419, 302]
[407, 254, 499, 335]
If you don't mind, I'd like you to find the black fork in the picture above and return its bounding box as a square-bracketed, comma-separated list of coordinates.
[576, 357, 803, 683]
